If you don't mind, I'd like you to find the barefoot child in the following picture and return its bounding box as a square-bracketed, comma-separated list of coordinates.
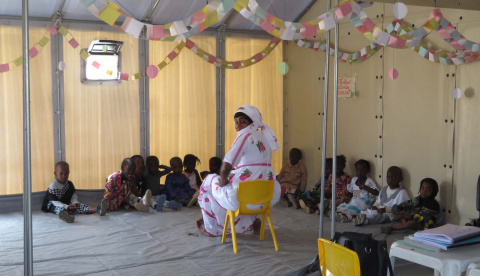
[334, 159, 379, 222]
[277, 148, 307, 209]
[131, 155, 146, 195]
[299, 158, 333, 214]
[97, 158, 152, 216]
[183, 154, 202, 207]
[353, 166, 410, 226]
[41, 161, 96, 223]
[164, 157, 193, 209]
[324, 155, 351, 215]
[145, 155, 172, 211]
[381, 178, 440, 234]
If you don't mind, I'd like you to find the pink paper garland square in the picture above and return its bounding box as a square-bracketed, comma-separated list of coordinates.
[260, 19, 275, 33]
[49, 25, 58, 35]
[120, 72, 129, 81]
[29, 47, 39, 58]
[69, 38, 79, 49]
[0, 63, 9, 73]
[300, 25, 316, 38]
[92, 61, 101, 69]
[335, 1, 352, 19]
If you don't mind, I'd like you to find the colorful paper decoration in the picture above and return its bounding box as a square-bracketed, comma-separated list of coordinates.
[278, 62, 289, 74]
[146, 65, 159, 79]
[58, 61, 66, 71]
[393, 2, 408, 20]
[0, 63, 9, 73]
[184, 37, 281, 69]
[119, 72, 129, 81]
[452, 88, 462, 99]
[389, 68, 399, 79]
[81, 0, 235, 41]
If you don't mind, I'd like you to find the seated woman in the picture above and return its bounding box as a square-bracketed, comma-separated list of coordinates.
[197, 105, 282, 237]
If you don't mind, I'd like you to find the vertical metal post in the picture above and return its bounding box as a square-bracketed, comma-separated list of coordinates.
[319, 0, 332, 239]
[330, 0, 340, 240]
[139, 29, 150, 158]
[52, 15, 65, 163]
[22, 0, 33, 275]
[216, 25, 226, 158]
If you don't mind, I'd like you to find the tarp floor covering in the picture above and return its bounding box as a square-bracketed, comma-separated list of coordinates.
[0, 203, 434, 275]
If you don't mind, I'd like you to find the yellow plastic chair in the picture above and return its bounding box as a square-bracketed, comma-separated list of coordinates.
[318, 238, 361, 276]
[221, 180, 279, 254]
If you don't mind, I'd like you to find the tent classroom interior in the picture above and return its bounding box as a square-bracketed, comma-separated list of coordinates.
[1, 0, 480, 275]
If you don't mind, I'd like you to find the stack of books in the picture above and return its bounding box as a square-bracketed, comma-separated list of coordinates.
[400, 223, 480, 251]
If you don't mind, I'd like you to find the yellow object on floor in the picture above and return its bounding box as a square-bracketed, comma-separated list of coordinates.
[318, 238, 360, 276]
[221, 180, 279, 254]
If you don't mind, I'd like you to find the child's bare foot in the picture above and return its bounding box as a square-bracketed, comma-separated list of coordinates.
[252, 218, 261, 235]
[196, 218, 213, 237]
[86, 209, 96, 214]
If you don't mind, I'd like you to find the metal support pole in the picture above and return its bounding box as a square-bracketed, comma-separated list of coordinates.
[52, 13, 65, 163]
[319, 0, 332, 239]
[22, 0, 33, 275]
[330, 0, 340, 240]
[216, 25, 226, 158]
[139, 32, 150, 158]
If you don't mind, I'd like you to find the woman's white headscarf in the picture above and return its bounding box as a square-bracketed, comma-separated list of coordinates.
[235, 105, 280, 152]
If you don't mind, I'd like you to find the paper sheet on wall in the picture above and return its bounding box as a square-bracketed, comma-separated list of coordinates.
[337, 76, 355, 98]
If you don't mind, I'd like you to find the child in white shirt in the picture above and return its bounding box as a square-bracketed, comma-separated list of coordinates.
[353, 166, 410, 226]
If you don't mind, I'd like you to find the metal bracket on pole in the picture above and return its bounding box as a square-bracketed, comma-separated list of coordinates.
[216, 24, 226, 159]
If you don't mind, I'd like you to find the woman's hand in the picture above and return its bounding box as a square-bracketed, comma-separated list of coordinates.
[218, 177, 229, 187]
[219, 162, 233, 187]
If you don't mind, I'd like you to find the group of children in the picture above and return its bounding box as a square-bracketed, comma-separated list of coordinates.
[277, 148, 442, 233]
[42, 154, 223, 223]
[43, 147, 442, 233]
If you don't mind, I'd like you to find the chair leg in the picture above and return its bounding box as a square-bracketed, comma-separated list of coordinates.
[259, 214, 266, 241]
[230, 213, 238, 254]
[267, 214, 279, 251]
[221, 212, 229, 244]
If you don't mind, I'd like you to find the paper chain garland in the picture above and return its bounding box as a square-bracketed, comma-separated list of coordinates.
[0, 26, 59, 73]
[3, 2, 480, 76]
[82, 0, 480, 66]
[294, 8, 480, 65]
[0, 22, 281, 78]
[81, 0, 235, 41]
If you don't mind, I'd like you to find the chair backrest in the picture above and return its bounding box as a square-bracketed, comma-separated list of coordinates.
[318, 238, 361, 276]
[236, 180, 274, 215]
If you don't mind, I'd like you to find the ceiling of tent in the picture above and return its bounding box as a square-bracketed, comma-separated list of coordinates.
[0, 0, 316, 30]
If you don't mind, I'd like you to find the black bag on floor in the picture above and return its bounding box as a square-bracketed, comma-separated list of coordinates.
[333, 231, 394, 276]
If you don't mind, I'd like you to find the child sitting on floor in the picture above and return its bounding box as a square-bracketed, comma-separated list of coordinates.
[353, 166, 410, 226]
[165, 157, 193, 208]
[381, 177, 440, 234]
[277, 148, 308, 209]
[183, 154, 203, 208]
[200, 157, 222, 179]
[41, 161, 96, 223]
[324, 155, 351, 215]
[299, 158, 333, 214]
[97, 158, 152, 216]
[145, 155, 174, 211]
[334, 159, 379, 222]
[131, 155, 146, 195]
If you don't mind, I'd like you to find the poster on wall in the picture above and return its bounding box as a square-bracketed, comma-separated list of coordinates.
[338, 76, 355, 98]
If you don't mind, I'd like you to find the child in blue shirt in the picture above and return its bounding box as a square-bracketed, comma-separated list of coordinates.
[165, 157, 194, 207]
